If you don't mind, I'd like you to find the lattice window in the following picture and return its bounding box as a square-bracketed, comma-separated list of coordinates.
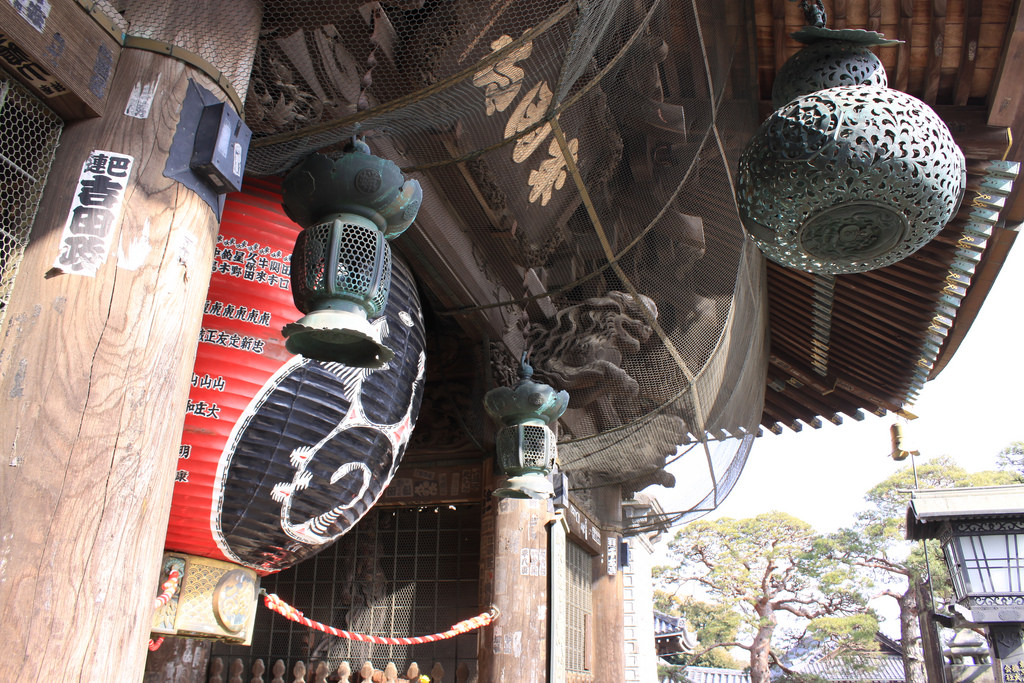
[212, 505, 481, 676]
[0, 78, 62, 325]
[565, 539, 593, 674]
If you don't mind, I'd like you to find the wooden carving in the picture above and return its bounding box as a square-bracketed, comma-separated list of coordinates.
[525, 291, 655, 435]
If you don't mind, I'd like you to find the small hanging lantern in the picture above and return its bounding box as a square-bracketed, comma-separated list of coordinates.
[737, 1, 966, 274]
[484, 355, 569, 499]
[281, 139, 422, 367]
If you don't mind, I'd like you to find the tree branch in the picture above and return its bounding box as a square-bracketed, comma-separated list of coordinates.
[685, 640, 752, 663]
[768, 649, 802, 677]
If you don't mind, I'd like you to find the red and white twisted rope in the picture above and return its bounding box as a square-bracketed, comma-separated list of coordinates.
[149, 569, 182, 652]
[153, 569, 181, 609]
[263, 591, 498, 645]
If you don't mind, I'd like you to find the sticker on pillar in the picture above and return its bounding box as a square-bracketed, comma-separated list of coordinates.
[606, 535, 618, 576]
[90, 45, 113, 99]
[125, 74, 161, 119]
[10, 0, 50, 33]
[54, 150, 134, 276]
[117, 217, 151, 271]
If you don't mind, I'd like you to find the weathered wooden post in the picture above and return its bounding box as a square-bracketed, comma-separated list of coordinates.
[0, 1, 260, 679]
[591, 485, 626, 683]
[478, 358, 569, 679]
[478, 497, 554, 680]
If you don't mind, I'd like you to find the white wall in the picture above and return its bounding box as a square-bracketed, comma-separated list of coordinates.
[623, 534, 658, 682]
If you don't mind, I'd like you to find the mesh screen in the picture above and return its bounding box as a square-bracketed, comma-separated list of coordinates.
[121, 0, 261, 102]
[211, 505, 481, 676]
[0, 79, 62, 327]
[111, 0, 767, 514]
[565, 540, 593, 673]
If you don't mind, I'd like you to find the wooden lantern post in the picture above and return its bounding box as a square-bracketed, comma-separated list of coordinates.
[478, 497, 554, 681]
[0, 2, 260, 680]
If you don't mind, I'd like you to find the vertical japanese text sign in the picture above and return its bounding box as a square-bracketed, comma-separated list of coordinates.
[54, 150, 134, 276]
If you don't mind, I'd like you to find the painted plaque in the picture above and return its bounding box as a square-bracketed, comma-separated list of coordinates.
[166, 177, 426, 574]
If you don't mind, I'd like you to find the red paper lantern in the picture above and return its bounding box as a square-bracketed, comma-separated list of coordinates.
[165, 177, 426, 574]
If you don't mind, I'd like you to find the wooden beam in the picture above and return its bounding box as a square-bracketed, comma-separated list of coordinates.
[784, 382, 861, 425]
[762, 399, 803, 432]
[0, 42, 250, 681]
[769, 352, 899, 413]
[833, 275, 935, 321]
[868, 0, 882, 35]
[372, 138, 520, 344]
[478, 498, 553, 681]
[773, 0, 789, 74]
[855, 269, 945, 304]
[896, 0, 915, 92]
[923, 0, 948, 104]
[955, 0, 984, 106]
[832, 0, 848, 30]
[764, 377, 832, 425]
[827, 304, 929, 348]
[772, 311, 912, 394]
[589, 488, 625, 682]
[0, 0, 122, 119]
[827, 318, 921, 371]
[988, 0, 1024, 126]
[823, 364, 904, 410]
[935, 104, 1013, 159]
[838, 272, 941, 320]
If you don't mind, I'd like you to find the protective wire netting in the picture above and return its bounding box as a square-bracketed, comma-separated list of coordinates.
[211, 506, 482, 677]
[565, 539, 593, 673]
[112, 0, 767, 520]
[0, 79, 62, 327]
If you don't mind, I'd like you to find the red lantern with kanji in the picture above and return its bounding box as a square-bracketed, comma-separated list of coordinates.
[164, 177, 426, 575]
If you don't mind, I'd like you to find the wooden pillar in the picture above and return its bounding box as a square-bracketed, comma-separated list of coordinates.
[478, 497, 552, 681]
[0, 2, 259, 680]
[915, 577, 947, 683]
[592, 486, 625, 683]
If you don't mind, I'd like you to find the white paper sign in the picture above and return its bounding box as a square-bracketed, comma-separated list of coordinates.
[9, 0, 50, 33]
[124, 74, 160, 119]
[54, 150, 134, 276]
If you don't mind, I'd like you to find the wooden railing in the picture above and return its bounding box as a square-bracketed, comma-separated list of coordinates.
[207, 658, 475, 683]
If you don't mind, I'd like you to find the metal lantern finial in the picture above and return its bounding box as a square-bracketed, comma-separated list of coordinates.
[281, 139, 421, 366]
[483, 355, 569, 499]
[797, 0, 827, 29]
[739, 20, 965, 275]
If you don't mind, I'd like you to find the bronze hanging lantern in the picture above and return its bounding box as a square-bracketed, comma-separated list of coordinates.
[770, 24, 896, 110]
[484, 356, 569, 499]
[737, 3, 966, 275]
[281, 139, 421, 367]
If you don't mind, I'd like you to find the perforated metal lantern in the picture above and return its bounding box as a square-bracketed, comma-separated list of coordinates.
[281, 140, 421, 367]
[484, 358, 569, 499]
[288, 215, 394, 366]
[738, 84, 965, 274]
[771, 27, 897, 110]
